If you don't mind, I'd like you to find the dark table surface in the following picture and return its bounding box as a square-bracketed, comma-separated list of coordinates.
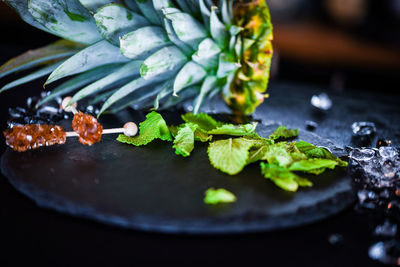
[1, 40, 400, 266]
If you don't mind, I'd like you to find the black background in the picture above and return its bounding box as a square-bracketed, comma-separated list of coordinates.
[1, 4, 400, 267]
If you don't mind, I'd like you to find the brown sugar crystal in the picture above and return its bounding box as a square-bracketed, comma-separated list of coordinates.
[3, 124, 66, 152]
[72, 111, 103, 145]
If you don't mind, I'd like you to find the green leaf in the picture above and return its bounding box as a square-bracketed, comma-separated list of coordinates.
[208, 137, 256, 175]
[181, 112, 223, 131]
[120, 26, 170, 59]
[193, 75, 217, 114]
[191, 38, 221, 70]
[173, 61, 207, 96]
[0, 40, 83, 79]
[262, 142, 306, 168]
[295, 140, 348, 167]
[0, 61, 62, 93]
[28, 0, 102, 44]
[163, 7, 207, 50]
[173, 123, 198, 157]
[140, 46, 187, 81]
[260, 163, 312, 192]
[117, 111, 172, 146]
[70, 60, 142, 104]
[36, 64, 122, 108]
[288, 158, 338, 174]
[94, 4, 149, 45]
[98, 77, 157, 115]
[204, 188, 237, 205]
[46, 40, 129, 85]
[210, 6, 228, 49]
[207, 122, 257, 136]
[269, 126, 299, 140]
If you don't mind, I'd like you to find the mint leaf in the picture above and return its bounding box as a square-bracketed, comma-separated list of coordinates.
[208, 137, 256, 175]
[117, 111, 172, 146]
[288, 158, 338, 174]
[260, 163, 312, 192]
[173, 123, 198, 157]
[207, 122, 258, 136]
[194, 129, 212, 142]
[295, 140, 348, 167]
[269, 126, 299, 140]
[262, 142, 307, 167]
[181, 113, 223, 131]
[204, 188, 237, 205]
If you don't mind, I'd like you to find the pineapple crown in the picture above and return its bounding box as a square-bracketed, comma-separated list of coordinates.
[0, 0, 273, 116]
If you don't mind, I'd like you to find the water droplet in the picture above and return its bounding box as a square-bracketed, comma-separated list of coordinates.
[328, 233, 343, 246]
[351, 121, 376, 137]
[311, 93, 332, 111]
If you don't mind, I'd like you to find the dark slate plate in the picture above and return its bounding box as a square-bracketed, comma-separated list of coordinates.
[1, 111, 355, 234]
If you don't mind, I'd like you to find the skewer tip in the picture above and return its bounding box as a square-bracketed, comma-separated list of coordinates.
[123, 122, 138, 137]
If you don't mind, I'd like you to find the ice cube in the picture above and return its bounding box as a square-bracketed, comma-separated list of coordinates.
[349, 148, 375, 161]
[374, 221, 397, 237]
[379, 147, 399, 159]
[351, 122, 376, 136]
[311, 93, 332, 111]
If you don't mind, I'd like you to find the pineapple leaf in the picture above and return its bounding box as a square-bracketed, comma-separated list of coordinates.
[191, 38, 221, 70]
[163, 7, 207, 50]
[135, 0, 162, 25]
[0, 61, 63, 93]
[124, 0, 141, 12]
[79, 0, 124, 12]
[219, 0, 232, 25]
[163, 18, 193, 56]
[160, 85, 199, 110]
[46, 40, 129, 85]
[173, 61, 207, 96]
[98, 77, 157, 115]
[174, 0, 192, 15]
[198, 0, 211, 30]
[28, 0, 102, 45]
[153, 80, 174, 110]
[217, 53, 240, 78]
[120, 26, 170, 59]
[140, 46, 187, 81]
[0, 40, 83, 79]
[36, 64, 122, 108]
[193, 75, 217, 114]
[4, 0, 53, 33]
[210, 6, 228, 49]
[70, 60, 142, 104]
[94, 4, 149, 46]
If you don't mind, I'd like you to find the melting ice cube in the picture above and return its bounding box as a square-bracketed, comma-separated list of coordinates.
[311, 93, 332, 111]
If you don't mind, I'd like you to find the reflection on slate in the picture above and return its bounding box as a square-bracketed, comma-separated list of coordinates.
[1, 111, 355, 234]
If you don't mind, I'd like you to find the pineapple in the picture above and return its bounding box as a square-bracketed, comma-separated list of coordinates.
[0, 0, 273, 116]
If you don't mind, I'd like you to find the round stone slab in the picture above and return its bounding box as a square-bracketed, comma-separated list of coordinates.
[1, 119, 355, 234]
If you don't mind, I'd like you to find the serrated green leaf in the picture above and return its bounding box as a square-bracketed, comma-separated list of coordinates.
[28, 0, 102, 44]
[269, 126, 299, 140]
[288, 158, 338, 174]
[120, 26, 170, 59]
[46, 40, 129, 85]
[261, 163, 312, 192]
[173, 122, 198, 157]
[204, 188, 237, 205]
[207, 122, 257, 136]
[117, 111, 172, 146]
[140, 46, 187, 81]
[208, 137, 256, 175]
[70, 60, 142, 104]
[173, 61, 206, 96]
[295, 140, 348, 167]
[94, 4, 149, 45]
[181, 112, 223, 131]
[0, 40, 83, 79]
[163, 7, 207, 50]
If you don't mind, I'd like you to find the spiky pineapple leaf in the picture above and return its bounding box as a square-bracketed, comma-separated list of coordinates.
[124, 0, 140, 12]
[140, 46, 187, 81]
[163, 7, 207, 50]
[79, 0, 123, 12]
[0, 61, 62, 93]
[98, 77, 156, 115]
[94, 4, 149, 46]
[173, 61, 206, 96]
[0, 40, 83, 79]
[163, 18, 193, 56]
[36, 64, 122, 107]
[120, 26, 170, 59]
[193, 75, 217, 114]
[135, 0, 162, 25]
[210, 7, 228, 49]
[46, 40, 129, 85]
[28, 0, 102, 44]
[70, 60, 142, 104]
[192, 38, 221, 70]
